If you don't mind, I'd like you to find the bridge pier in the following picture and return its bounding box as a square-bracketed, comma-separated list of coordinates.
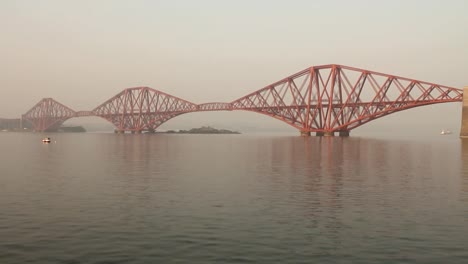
[460, 86, 468, 138]
[315, 131, 349, 137]
[314, 131, 335, 136]
[338, 130, 350, 137]
[300, 131, 311, 136]
[115, 130, 125, 134]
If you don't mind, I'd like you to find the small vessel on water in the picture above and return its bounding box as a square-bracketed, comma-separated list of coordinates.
[42, 137, 51, 143]
[440, 130, 452, 135]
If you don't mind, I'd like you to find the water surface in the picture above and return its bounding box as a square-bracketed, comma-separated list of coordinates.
[1, 133, 467, 263]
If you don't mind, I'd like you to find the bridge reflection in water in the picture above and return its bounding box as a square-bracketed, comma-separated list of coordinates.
[21, 64, 463, 136]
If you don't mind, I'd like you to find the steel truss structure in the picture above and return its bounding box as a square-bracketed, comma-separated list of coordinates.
[92, 87, 197, 132]
[22, 65, 463, 134]
[22, 98, 76, 132]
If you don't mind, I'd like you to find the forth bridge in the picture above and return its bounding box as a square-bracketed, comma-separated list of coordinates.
[18, 64, 468, 137]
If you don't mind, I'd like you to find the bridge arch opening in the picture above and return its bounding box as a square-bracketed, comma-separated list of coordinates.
[353, 102, 461, 137]
[157, 111, 297, 135]
[61, 116, 116, 133]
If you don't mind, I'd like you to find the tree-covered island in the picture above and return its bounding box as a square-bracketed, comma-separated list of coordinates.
[165, 126, 240, 134]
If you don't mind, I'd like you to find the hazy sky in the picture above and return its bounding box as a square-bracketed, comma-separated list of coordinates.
[1, 0, 467, 132]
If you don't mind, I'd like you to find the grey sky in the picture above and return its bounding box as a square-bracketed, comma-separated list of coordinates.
[1, 0, 467, 132]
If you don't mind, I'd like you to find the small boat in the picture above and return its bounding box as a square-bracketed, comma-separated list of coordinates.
[440, 130, 452, 135]
[42, 137, 51, 143]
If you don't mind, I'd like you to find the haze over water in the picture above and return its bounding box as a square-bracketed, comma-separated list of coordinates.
[2, 0, 468, 263]
[1, 132, 467, 263]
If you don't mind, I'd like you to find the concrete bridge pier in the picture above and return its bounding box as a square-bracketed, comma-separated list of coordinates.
[313, 131, 335, 136]
[338, 130, 350, 137]
[460, 86, 468, 138]
[300, 131, 311, 136]
[114, 130, 125, 134]
[314, 130, 350, 137]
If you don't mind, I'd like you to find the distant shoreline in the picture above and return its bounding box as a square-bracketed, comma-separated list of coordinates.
[1, 126, 241, 134]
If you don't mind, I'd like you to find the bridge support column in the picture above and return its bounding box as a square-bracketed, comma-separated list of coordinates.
[324, 131, 335, 137]
[300, 131, 311, 136]
[460, 86, 468, 138]
[316, 132, 324, 136]
[115, 130, 125, 134]
[338, 131, 350, 137]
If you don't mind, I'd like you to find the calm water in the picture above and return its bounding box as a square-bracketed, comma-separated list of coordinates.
[1, 132, 467, 263]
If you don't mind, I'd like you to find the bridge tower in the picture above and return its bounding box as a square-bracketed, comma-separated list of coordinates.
[460, 86, 468, 138]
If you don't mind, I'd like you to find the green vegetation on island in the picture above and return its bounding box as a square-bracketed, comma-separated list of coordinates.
[166, 126, 240, 134]
[58, 126, 87, 133]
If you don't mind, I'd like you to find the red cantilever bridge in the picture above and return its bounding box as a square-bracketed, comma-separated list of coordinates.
[22, 64, 463, 136]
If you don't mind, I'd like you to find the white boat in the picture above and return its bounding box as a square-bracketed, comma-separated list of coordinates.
[42, 137, 51, 143]
[440, 130, 452, 135]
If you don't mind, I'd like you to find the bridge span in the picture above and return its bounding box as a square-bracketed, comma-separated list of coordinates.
[21, 64, 464, 136]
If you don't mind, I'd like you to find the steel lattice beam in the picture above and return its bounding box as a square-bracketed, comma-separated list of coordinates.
[197, 102, 233, 111]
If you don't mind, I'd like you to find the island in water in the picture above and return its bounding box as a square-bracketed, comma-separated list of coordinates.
[164, 126, 240, 134]
[58, 126, 87, 133]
